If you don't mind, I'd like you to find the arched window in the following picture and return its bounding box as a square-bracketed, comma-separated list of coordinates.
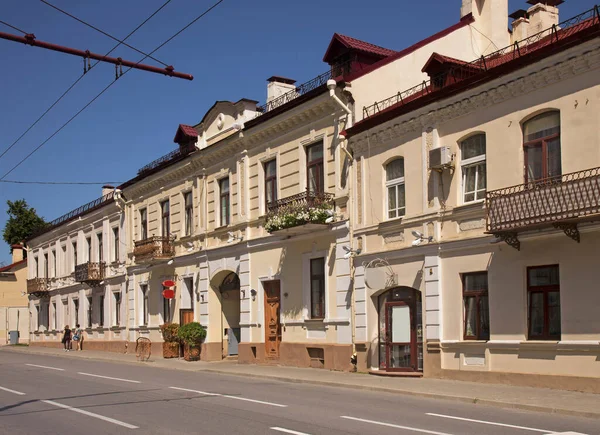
[523, 111, 561, 183]
[385, 159, 405, 219]
[460, 134, 486, 203]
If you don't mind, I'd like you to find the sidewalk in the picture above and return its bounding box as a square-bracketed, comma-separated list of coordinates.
[3, 345, 599, 420]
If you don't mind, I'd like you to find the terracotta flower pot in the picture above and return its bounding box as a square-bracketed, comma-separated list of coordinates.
[183, 343, 201, 361]
[162, 341, 179, 358]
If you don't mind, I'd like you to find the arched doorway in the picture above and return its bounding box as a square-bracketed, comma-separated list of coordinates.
[377, 287, 422, 372]
[219, 272, 241, 356]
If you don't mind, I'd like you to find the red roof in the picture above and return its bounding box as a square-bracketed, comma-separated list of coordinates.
[173, 124, 198, 144]
[323, 33, 397, 63]
[422, 52, 473, 73]
[0, 259, 26, 273]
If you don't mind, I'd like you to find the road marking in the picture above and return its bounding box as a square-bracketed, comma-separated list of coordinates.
[271, 427, 311, 435]
[78, 372, 141, 384]
[169, 386, 287, 407]
[341, 416, 453, 435]
[426, 413, 552, 433]
[42, 400, 138, 429]
[26, 363, 64, 371]
[0, 386, 26, 395]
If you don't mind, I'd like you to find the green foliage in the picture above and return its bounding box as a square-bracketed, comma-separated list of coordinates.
[2, 199, 47, 253]
[176, 322, 207, 345]
[264, 200, 334, 233]
[159, 323, 180, 342]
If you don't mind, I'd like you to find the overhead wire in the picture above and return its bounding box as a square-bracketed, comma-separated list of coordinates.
[0, 0, 173, 163]
[0, 0, 225, 181]
[0, 180, 123, 185]
[0, 20, 29, 34]
[40, 0, 168, 66]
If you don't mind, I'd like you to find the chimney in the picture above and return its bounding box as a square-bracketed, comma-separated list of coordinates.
[266, 76, 297, 105]
[526, 1, 560, 36]
[102, 185, 114, 197]
[461, 0, 510, 54]
[12, 244, 24, 263]
[510, 9, 530, 42]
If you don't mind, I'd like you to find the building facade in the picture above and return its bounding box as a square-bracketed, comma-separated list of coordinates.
[0, 244, 29, 344]
[344, 0, 600, 391]
[27, 187, 127, 351]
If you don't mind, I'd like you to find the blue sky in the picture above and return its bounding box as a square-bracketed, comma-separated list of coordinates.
[0, 0, 596, 264]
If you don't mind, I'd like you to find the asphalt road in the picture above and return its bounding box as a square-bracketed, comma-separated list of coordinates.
[0, 351, 598, 435]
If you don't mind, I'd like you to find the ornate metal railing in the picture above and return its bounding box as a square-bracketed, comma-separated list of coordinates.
[29, 192, 115, 239]
[137, 142, 196, 175]
[267, 190, 334, 213]
[363, 5, 600, 118]
[265, 190, 335, 233]
[27, 278, 48, 295]
[486, 167, 600, 233]
[133, 236, 175, 262]
[74, 262, 105, 284]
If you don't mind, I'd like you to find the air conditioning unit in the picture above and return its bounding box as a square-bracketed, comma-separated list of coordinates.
[429, 146, 453, 170]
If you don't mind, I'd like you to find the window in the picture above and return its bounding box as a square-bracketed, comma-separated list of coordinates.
[461, 134, 486, 203]
[87, 296, 93, 328]
[141, 284, 149, 326]
[61, 245, 67, 275]
[219, 178, 230, 226]
[33, 256, 38, 278]
[99, 295, 105, 327]
[385, 159, 406, 219]
[163, 294, 171, 324]
[528, 265, 561, 340]
[524, 111, 561, 183]
[113, 227, 119, 262]
[72, 243, 77, 270]
[44, 303, 50, 329]
[97, 233, 103, 263]
[140, 208, 148, 240]
[73, 299, 79, 326]
[307, 143, 324, 195]
[264, 160, 277, 208]
[52, 302, 57, 330]
[86, 237, 92, 263]
[310, 257, 326, 319]
[44, 253, 49, 278]
[51, 250, 56, 277]
[114, 292, 121, 326]
[184, 191, 193, 236]
[35, 305, 40, 331]
[161, 200, 170, 237]
[462, 272, 490, 340]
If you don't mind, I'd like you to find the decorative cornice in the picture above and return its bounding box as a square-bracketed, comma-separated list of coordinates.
[350, 44, 600, 154]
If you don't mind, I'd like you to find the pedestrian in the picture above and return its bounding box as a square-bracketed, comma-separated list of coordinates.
[62, 325, 72, 352]
[73, 324, 84, 351]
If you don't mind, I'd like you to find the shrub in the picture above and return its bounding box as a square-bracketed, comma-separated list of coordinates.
[177, 322, 206, 346]
[159, 323, 180, 343]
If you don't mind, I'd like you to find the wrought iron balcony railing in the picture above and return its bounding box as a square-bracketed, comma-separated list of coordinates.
[265, 190, 335, 233]
[27, 278, 48, 296]
[362, 5, 600, 119]
[137, 142, 196, 176]
[75, 262, 106, 285]
[133, 236, 175, 262]
[486, 167, 600, 236]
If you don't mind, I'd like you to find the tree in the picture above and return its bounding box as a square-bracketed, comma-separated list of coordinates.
[3, 199, 47, 254]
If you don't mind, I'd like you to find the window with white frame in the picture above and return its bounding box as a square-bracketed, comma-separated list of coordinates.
[140, 284, 149, 326]
[61, 245, 67, 276]
[161, 200, 170, 237]
[385, 158, 405, 219]
[86, 237, 92, 263]
[52, 302, 57, 330]
[72, 242, 77, 271]
[112, 227, 119, 263]
[51, 249, 56, 278]
[113, 291, 121, 326]
[219, 177, 230, 226]
[33, 256, 38, 278]
[97, 232, 103, 263]
[139, 208, 148, 240]
[184, 191, 193, 236]
[460, 134, 486, 203]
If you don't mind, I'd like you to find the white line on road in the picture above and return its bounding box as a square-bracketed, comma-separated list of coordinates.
[0, 386, 26, 395]
[426, 413, 552, 433]
[26, 363, 64, 371]
[271, 427, 311, 435]
[169, 386, 288, 407]
[78, 372, 141, 383]
[341, 416, 454, 435]
[42, 400, 138, 429]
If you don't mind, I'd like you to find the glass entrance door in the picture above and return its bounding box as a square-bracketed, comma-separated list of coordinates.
[386, 302, 414, 370]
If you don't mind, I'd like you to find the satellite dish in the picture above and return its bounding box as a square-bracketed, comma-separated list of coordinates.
[365, 267, 387, 290]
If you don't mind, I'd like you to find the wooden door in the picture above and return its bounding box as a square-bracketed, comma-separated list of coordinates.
[180, 309, 194, 325]
[263, 281, 281, 359]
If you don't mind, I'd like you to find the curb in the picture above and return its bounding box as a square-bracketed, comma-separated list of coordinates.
[3, 347, 599, 420]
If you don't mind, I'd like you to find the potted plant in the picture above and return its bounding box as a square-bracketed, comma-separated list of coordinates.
[177, 322, 206, 361]
[159, 323, 180, 358]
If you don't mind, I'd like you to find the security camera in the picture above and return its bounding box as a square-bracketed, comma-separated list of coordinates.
[344, 251, 352, 259]
[342, 246, 351, 252]
[411, 230, 424, 239]
[411, 238, 422, 247]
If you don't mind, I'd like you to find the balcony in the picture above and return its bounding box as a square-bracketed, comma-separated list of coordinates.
[486, 167, 600, 250]
[75, 262, 106, 286]
[133, 236, 175, 263]
[27, 278, 48, 297]
[265, 190, 335, 235]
